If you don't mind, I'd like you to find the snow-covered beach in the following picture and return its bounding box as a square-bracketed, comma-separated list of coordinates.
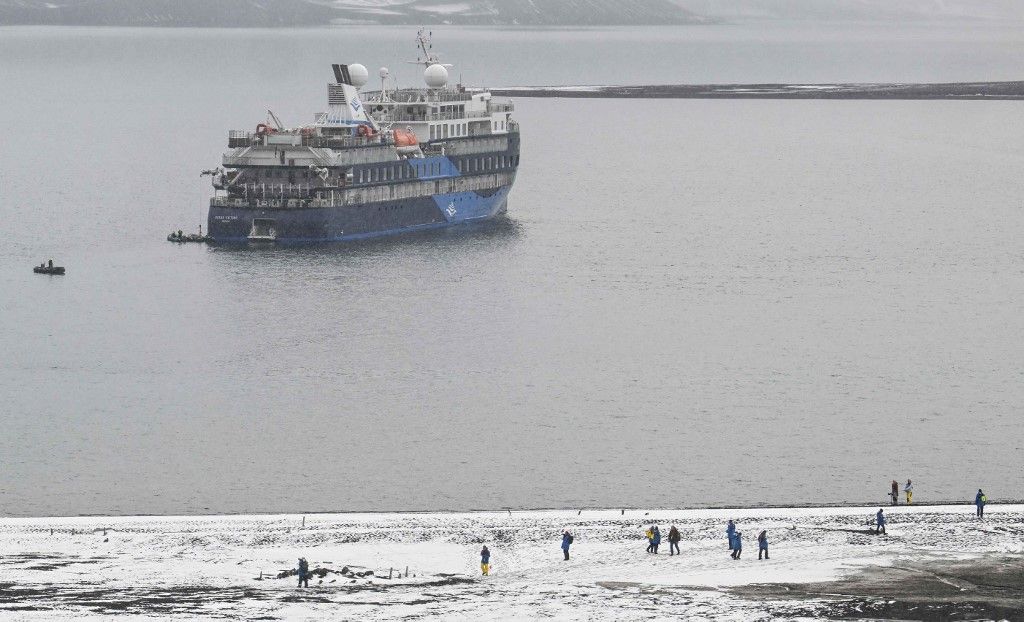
[0, 504, 1021, 620]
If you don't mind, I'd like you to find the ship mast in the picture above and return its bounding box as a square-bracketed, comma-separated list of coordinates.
[409, 29, 452, 69]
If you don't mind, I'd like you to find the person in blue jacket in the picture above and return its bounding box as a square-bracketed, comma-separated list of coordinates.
[757, 530, 769, 560]
[875, 509, 886, 535]
[726, 520, 737, 552]
[975, 489, 987, 519]
[652, 526, 662, 554]
[297, 557, 310, 588]
[731, 531, 743, 559]
[561, 530, 573, 560]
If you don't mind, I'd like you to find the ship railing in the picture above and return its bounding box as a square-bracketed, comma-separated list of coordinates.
[212, 197, 320, 209]
[300, 134, 389, 148]
[227, 131, 391, 149]
[378, 110, 490, 123]
[363, 89, 475, 103]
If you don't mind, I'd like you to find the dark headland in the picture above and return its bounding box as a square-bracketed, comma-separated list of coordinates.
[490, 81, 1024, 100]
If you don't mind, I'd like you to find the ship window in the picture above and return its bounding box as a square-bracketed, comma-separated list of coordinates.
[443, 124, 449, 138]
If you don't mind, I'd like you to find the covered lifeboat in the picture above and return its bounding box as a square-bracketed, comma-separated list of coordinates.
[393, 128, 421, 156]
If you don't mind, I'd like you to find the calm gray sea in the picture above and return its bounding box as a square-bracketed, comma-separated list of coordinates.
[1, 25, 1023, 516]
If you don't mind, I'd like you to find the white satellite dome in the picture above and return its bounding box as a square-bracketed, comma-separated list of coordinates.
[379, 66, 390, 79]
[424, 64, 449, 89]
[348, 63, 369, 88]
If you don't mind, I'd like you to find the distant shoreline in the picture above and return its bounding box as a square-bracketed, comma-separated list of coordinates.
[491, 81, 1024, 100]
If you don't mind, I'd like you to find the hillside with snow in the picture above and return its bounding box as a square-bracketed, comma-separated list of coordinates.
[0, 0, 707, 26]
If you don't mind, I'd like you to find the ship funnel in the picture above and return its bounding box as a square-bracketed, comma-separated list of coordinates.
[331, 63, 368, 88]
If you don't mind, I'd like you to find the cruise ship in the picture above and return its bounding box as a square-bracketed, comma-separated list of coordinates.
[205, 31, 520, 243]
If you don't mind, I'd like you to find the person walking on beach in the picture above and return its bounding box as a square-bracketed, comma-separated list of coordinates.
[757, 530, 769, 560]
[731, 531, 743, 559]
[561, 530, 573, 560]
[645, 526, 655, 553]
[890, 480, 899, 506]
[668, 525, 681, 556]
[480, 545, 490, 575]
[652, 526, 662, 554]
[875, 509, 886, 535]
[904, 479, 913, 505]
[975, 489, 987, 520]
[726, 520, 737, 552]
[297, 557, 310, 588]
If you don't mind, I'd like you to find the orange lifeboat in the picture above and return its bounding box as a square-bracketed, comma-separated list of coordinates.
[255, 123, 275, 135]
[392, 128, 419, 148]
[357, 124, 376, 138]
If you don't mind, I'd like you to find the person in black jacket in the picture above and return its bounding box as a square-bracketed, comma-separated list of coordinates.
[668, 525, 681, 556]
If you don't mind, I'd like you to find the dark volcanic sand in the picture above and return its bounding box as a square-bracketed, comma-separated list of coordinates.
[731, 555, 1024, 621]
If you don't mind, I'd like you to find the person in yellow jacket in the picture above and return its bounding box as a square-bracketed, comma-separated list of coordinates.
[904, 479, 913, 505]
[645, 527, 655, 553]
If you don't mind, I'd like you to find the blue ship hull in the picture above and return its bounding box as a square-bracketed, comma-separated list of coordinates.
[208, 185, 511, 243]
